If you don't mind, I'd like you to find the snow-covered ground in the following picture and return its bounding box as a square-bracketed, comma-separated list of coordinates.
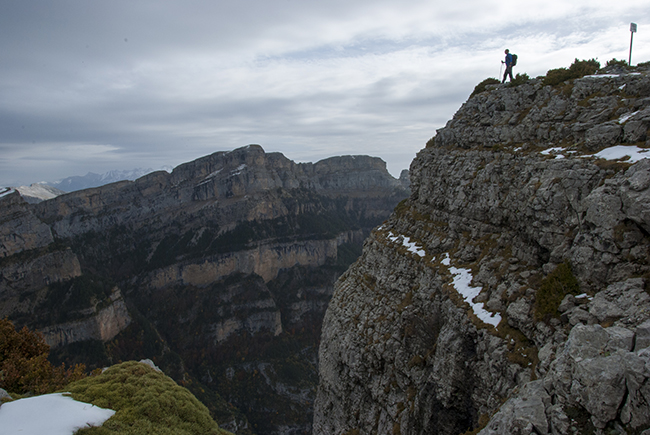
[387, 232, 426, 257]
[540, 144, 650, 163]
[0, 393, 114, 435]
[0, 187, 15, 199]
[592, 145, 650, 163]
[441, 254, 502, 327]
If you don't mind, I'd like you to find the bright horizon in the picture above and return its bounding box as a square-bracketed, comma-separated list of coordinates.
[1, 1, 649, 186]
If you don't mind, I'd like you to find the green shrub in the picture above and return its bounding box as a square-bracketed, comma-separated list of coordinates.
[534, 261, 580, 320]
[0, 318, 87, 395]
[543, 58, 600, 86]
[508, 73, 530, 87]
[66, 361, 232, 435]
[470, 77, 501, 98]
[605, 58, 628, 68]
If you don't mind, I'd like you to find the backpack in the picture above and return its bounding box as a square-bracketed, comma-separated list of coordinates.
[511, 54, 518, 66]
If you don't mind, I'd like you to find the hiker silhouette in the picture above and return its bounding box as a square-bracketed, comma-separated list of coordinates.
[502, 49, 514, 83]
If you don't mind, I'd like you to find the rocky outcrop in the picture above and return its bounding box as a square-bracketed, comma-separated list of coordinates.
[435, 72, 650, 151]
[0, 191, 54, 257]
[145, 238, 339, 288]
[34, 145, 406, 240]
[1, 145, 408, 434]
[0, 248, 82, 319]
[315, 67, 650, 434]
[39, 288, 132, 348]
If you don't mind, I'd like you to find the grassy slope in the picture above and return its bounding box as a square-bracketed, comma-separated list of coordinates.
[64, 361, 233, 435]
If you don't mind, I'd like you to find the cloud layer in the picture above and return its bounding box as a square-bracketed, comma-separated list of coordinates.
[1, 1, 649, 185]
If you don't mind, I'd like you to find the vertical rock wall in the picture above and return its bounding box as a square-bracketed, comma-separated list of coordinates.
[315, 68, 650, 434]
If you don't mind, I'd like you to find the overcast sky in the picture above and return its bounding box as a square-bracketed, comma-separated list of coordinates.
[1, 1, 649, 186]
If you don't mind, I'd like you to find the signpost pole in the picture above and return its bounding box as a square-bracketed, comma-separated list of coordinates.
[629, 23, 637, 66]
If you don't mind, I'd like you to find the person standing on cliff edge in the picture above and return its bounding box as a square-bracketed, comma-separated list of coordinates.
[502, 49, 514, 83]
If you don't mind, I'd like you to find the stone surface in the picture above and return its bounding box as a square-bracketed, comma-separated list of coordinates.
[0, 145, 409, 435]
[315, 67, 650, 435]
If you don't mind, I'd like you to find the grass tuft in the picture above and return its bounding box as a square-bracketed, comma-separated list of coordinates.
[65, 361, 232, 435]
[534, 261, 580, 320]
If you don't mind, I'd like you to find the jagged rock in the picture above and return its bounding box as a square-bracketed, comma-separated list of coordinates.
[315, 68, 650, 435]
[506, 299, 532, 331]
[479, 381, 550, 435]
[636, 320, 650, 351]
[39, 288, 132, 348]
[557, 294, 576, 313]
[0, 388, 10, 401]
[0, 145, 409, 434]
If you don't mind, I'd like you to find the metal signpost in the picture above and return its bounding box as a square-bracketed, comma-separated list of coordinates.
[630, 23, 637, 66]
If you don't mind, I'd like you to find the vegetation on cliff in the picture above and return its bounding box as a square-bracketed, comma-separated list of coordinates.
[315, 60, 650, 435]
[67, 361, 232, 435]
[0, 318, 87, 396]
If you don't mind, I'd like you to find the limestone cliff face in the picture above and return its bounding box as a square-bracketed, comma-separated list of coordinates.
[145, 238, 338, 288]
[34, 145, 405, 239]
[1, 145, 408, 434]
[39, 288, 131, 348]
[0, 191, 54, 256]
[315, 68, 650, 434]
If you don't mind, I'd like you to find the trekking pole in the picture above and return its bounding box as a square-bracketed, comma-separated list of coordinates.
[499, 63, 503, 80]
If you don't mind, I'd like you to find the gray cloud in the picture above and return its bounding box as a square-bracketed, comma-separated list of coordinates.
[1, 1, 649, 185]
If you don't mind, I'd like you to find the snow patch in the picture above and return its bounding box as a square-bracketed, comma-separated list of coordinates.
[584, 74, 620, 78]
[440, 254, 502, 327]
[0, 393, 115, 435]
[619, 111, 640, 124]
[544, 145, 650, 163]
[0, 187, 15, 199]
[196, 168, 223, 187]
[16, 183, 63, 201]
[540, 147, 565, 157]
[230, 164, 247, 176]
[387, 232, 426, 257]
[593, 145, 650, 163]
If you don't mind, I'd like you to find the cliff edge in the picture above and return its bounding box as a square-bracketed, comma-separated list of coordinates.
[315, 65, 650, 434]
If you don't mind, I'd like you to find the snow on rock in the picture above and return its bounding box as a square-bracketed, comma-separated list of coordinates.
[16, 183, 65, 202]
[618, 111, 640, 124]
[540, 147, 565, 156]
[0, 393, 115, 435]
[593, 145, 650, 163]
[440, 253, 502, 327]
[541, 145, 650, 163]
[387, 232, 426, 257]
[0, 187, 16, 199]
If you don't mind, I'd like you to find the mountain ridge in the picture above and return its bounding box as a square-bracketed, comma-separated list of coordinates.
[314, 64, 650, 434]
[0, 144, 409, 434]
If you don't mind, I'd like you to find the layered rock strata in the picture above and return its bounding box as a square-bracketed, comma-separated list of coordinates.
[315, 68, 650, 434]
[1, 145, 408, 434]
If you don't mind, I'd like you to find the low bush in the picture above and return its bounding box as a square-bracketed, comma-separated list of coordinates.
[605, 58, 628, 68]
[66, 361, 232, 435]
[470, 77, 501, 98]
[534, 261, 580, 320]
[508, 73, 530, 87]
[543, 58, 600, 86]
[0, 318, 87, 395]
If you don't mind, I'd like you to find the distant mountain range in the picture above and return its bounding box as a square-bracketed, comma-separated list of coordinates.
[47, 167, 173, 192]
[12, 184, 67, 204]
[8, 168, 174, 203]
